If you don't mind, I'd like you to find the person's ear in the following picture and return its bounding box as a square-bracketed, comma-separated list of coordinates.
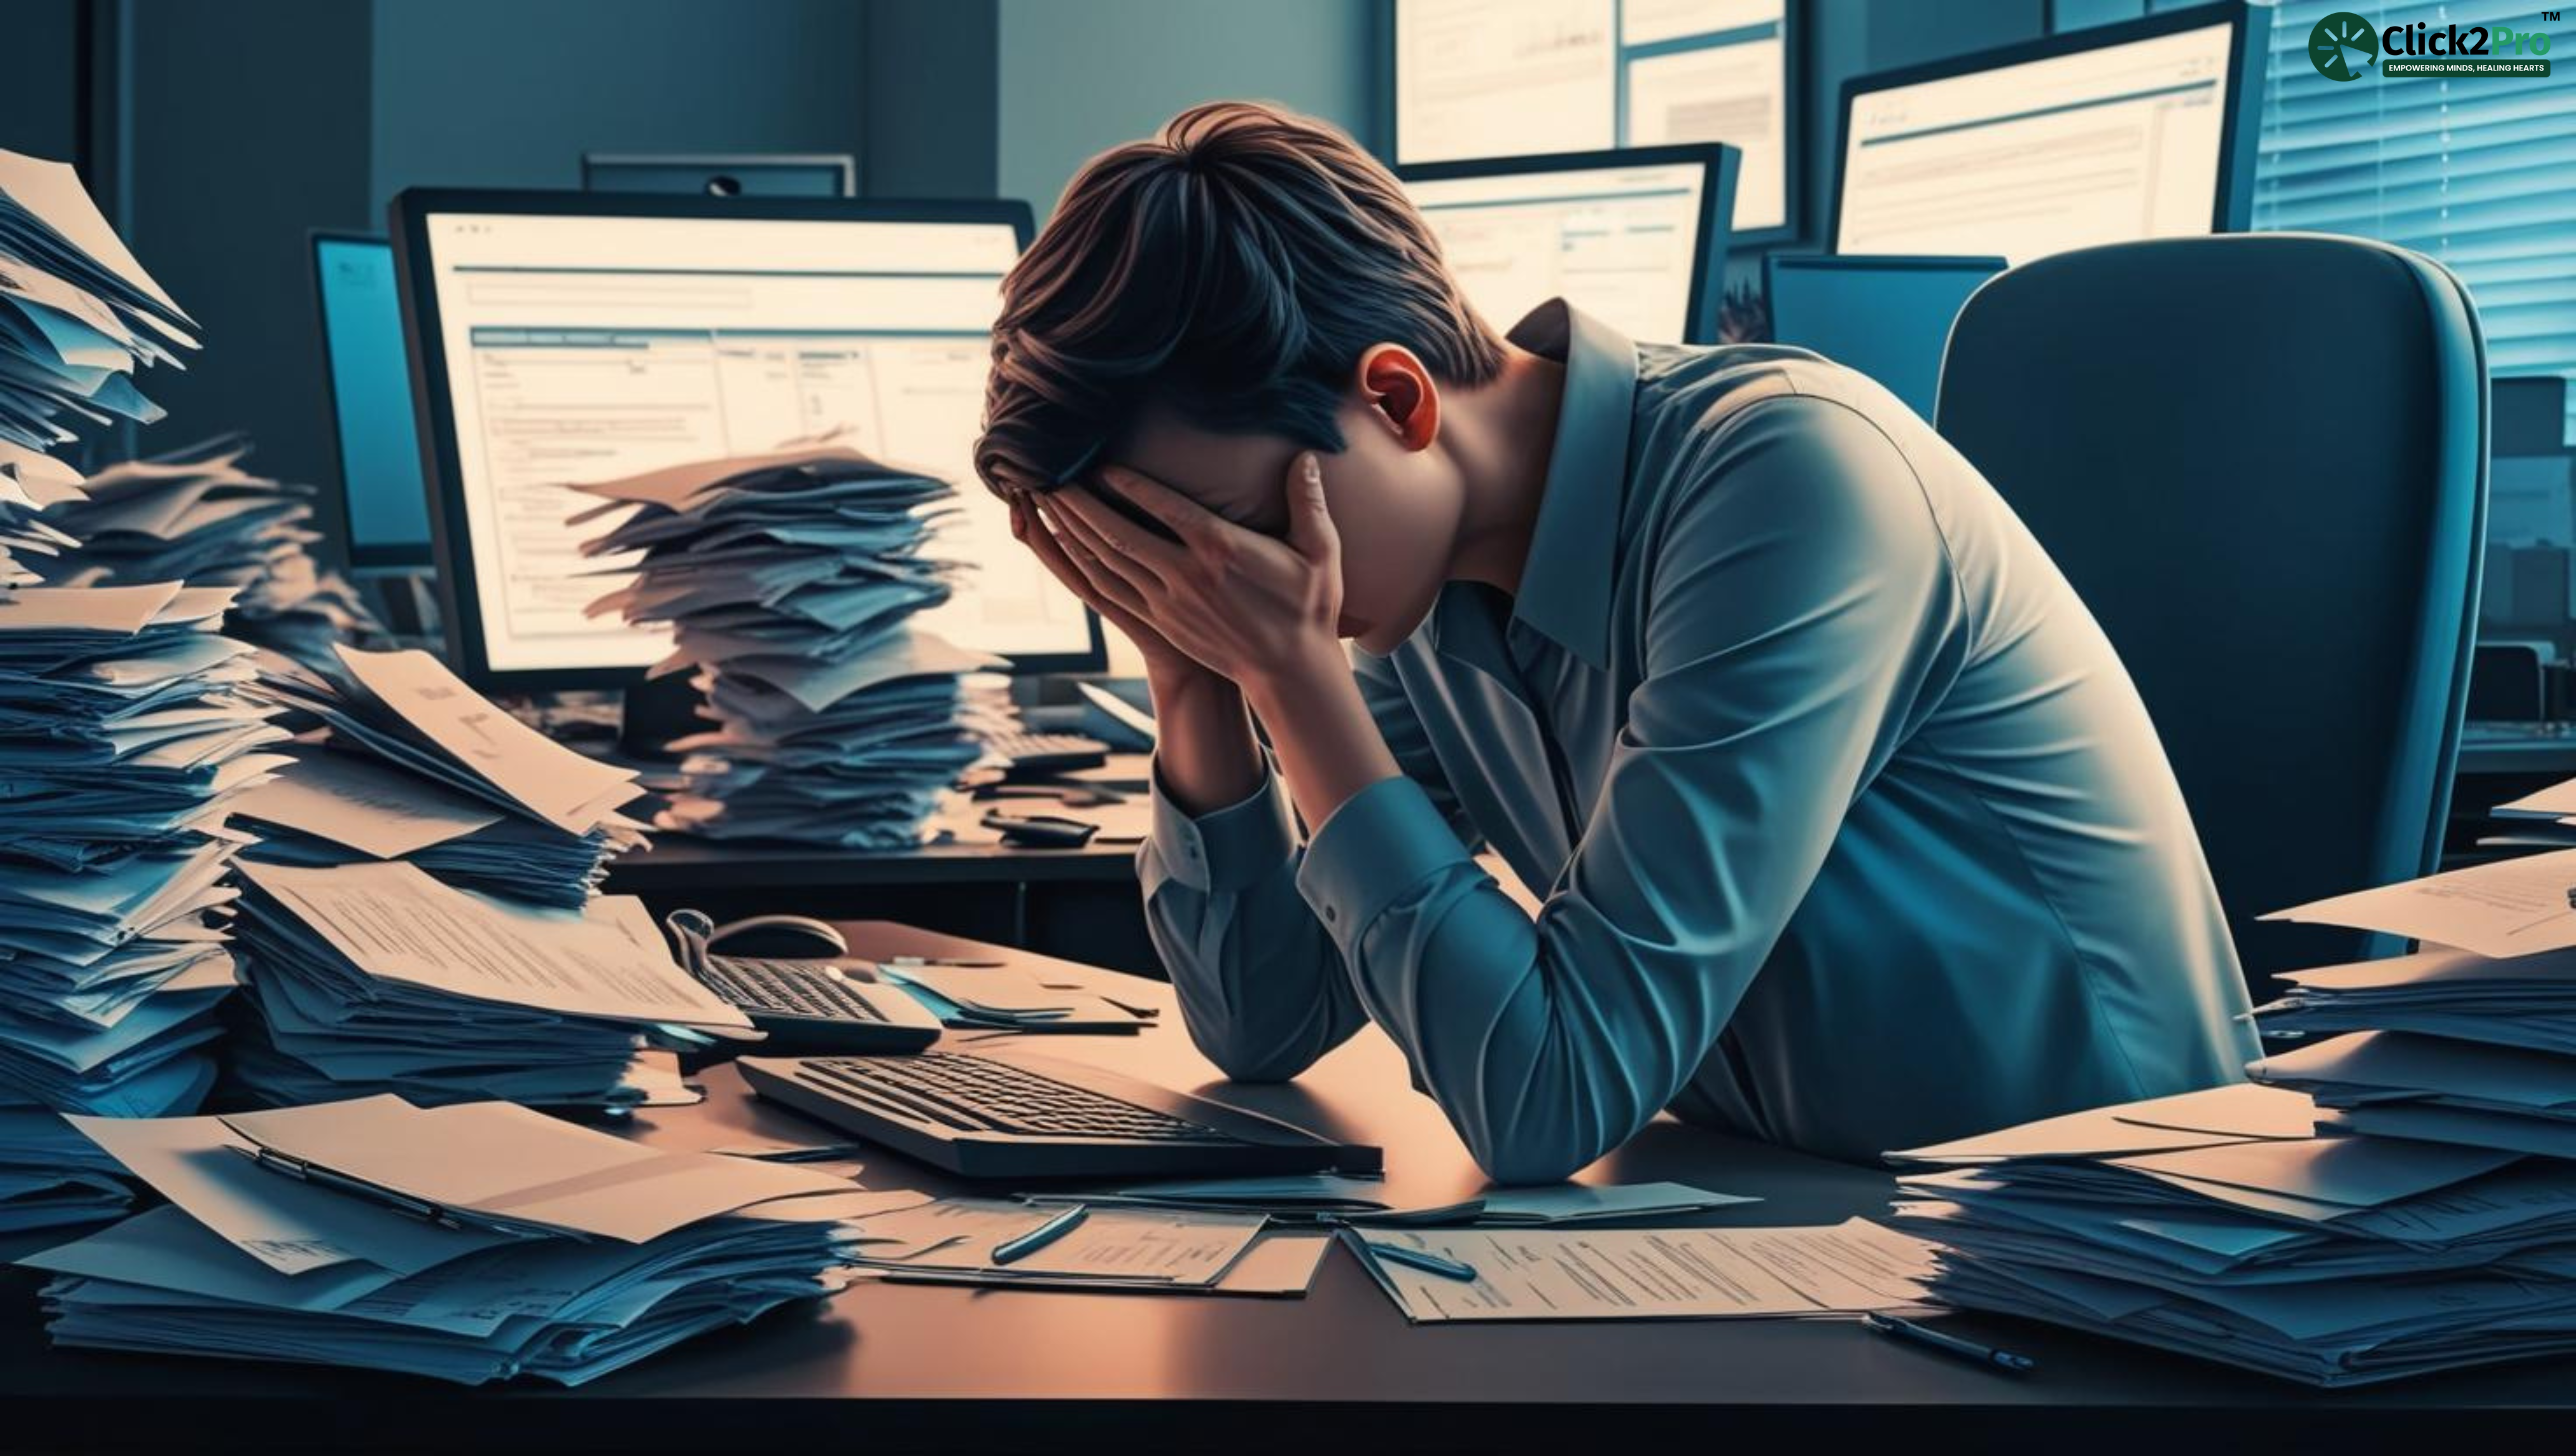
[1355, 344, 1440, 453]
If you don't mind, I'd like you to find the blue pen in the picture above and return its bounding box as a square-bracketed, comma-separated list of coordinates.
[1365, 1239, 1479, 1282]
[992, 1203, 1088, 1265]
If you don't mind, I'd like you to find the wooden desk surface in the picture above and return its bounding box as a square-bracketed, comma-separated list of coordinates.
[2, 922, 2571, 1452]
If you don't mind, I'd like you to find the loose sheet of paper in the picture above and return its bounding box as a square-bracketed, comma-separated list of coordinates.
[2261, 848, 2576, 959]
[228, 750, 504, 858]
[237, 859, 746, 1030]
[328, 645, 637, 835]
[218, 1096, 853, 1245]
[60, 1111, 508, 1277]
[853, 1198, 1268, 1286]
[1353, 1217, 1937, 1323]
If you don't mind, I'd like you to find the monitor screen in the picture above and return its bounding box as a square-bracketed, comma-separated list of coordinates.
[1835, 18, 2238, 262]
[407, 206, 1094, 679]
[1403, 154, 1722, 345]
[312, 235, 432, 563]
[1394, 0, 1791, 237]
[1766, 256, 2005, 419]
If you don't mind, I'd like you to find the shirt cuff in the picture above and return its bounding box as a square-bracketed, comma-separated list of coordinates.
[1295, 775, 1477, 950]
[1147, 758, 1298, 894]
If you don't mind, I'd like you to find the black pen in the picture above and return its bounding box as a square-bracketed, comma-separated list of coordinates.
[1862, 1313, 2037, 1375]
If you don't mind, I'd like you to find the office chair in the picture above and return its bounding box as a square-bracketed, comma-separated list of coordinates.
[1936, 234, 2488, 996]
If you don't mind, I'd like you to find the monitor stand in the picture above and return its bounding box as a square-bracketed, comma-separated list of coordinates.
[618, 673, 714, 760]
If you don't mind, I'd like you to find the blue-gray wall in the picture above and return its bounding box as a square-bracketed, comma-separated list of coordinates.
[368, 0, 870, 215]
[995, 0, 1383, 221]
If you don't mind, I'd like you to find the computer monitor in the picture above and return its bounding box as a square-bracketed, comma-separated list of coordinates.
[580, 153, 857, 198]
[1398, 144, 1738, 346]
[2483, 377, 2576, 657]
[1765, 255, 2006, 419]
[310, 232, 433, 568]
[1832, 1, 2267, 264]
[1390, 0, 1795, 241]
[388, 190, 1103, 693]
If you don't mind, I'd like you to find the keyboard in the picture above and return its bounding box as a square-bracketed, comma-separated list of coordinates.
[738, 1050, 1382, 1180]
[697, 955, 943, 1054]
[985, 730, 1110, 774]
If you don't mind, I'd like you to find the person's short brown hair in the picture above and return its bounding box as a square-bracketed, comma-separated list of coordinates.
[974, 101, 1505, 497]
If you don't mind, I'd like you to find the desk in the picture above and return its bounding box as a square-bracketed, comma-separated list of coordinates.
[604, 757, 1160, 971]
[3, 922, 2570, 1452]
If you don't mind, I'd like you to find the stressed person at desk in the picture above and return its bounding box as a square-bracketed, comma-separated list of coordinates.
[973, 102, 2255, 1183]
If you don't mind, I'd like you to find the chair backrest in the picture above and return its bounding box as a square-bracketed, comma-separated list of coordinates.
[1936, 234, 2488, 994]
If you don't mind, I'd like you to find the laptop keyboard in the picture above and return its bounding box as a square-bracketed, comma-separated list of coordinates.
[800, 1053, 1235, 1142]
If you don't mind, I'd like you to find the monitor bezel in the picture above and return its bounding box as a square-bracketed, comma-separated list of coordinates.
[307, 228, 435, 571]
[579, 152, 860, 197]
[1383, 0, 1804, 246]
[387, 187, 1100, 693]
[1393, 142, 1742, 345]
[1827, 0, 2270, 257]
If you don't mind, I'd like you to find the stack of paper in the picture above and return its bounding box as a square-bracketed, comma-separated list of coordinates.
[0, 581, 286, 1231]
[572, 445, 1000, 846]
[1883, 1080, 2576, 1384]
[234, 643, 646, 909]
[221, 858, 749, 1111]
[34, 434, 384, 668]
[2249, 795, 2576, 1160]
[2469, 777, 2576, 853]
[0, 444, 85, 589]
[21, 1095, 887, 1385]
[0, 149, 196, 482]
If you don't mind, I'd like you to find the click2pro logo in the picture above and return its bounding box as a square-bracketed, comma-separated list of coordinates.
[2310, 12, 2379, 79]
[2310, 9, 2556, 80]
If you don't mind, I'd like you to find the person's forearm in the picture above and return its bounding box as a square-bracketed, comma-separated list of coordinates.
[1146, 662, 1266, 815]
[1240, 645, 1402, 832]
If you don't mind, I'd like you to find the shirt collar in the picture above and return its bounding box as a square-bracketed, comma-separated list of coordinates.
[1496, 299, 1637, 672]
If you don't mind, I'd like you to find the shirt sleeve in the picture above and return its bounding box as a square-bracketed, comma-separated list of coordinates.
[1137, 649, 1480, 1082]
[1293, 396, 1965, 1184]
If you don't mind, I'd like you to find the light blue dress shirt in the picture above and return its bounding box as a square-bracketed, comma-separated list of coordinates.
[1141, 301, 2256, 1182]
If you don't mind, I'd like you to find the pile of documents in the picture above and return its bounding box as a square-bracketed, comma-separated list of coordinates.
[2251, 772, 2576, 1159]
[221, 858, 747, 1110]
[22, 1095, 891, 1385]
[0, 149, 196, 475]
[34, 434, 383, 668]
[573, 444, 998, 846]
[235, 643, 647, 909]
[0, 444, 84, 589]
[1885, 1074, 2576, 1383]
[0, 580, 286, 1231]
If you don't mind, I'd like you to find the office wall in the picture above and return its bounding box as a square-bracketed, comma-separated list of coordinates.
[995, 0, 1383, 221]
[115, 0, 373, 530]
[866, 0, 999, 198]
[0, 1, 82, 169]
[1867, 0, 2050, 68]
[368, 0, 870, 214]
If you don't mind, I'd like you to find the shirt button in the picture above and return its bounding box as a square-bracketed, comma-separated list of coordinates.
[1323, 906, 1338, 922]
